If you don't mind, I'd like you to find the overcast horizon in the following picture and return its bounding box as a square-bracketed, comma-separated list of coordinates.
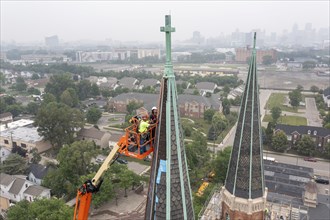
[1, 1, 329, 44]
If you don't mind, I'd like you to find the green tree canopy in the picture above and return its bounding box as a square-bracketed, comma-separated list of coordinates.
[222, 98, 231, 115]
[323, 112, 330, 127]
[86, 107, 102, 124]
[25, 102, 39, 115]
[6, 198, 73, 220]
[14, 76, 27, 91]
[77, 80, 92, 100]
[296, 136, 315, 156]
[126, 101, 143, 115]
[288, 89, 302, 108]
[271, 131, 288, 152]
[271, 106, 282, 123]
[90, 83, 100, 96]
[60, 88, 79, 107]
[34, 102, 84, 148]
[212, 147, 232, 183]
[204, 108, 216, 123]
[212, 112, 228, 133]
[0, 153, 27, 175]
[42, 140, 99, 198]
[310, 85, 319, 93]
[45, 73, 75, 100]
[31, 73, 40, 80]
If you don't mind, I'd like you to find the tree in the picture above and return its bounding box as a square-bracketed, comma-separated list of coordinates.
[207, 125, 217, 141]
[296, 84, 304, 91]
[264, 122, 275, 145]
[271, 106, 282, 123]
[6, 198, 72, 220]
[204, 109, 216, 123]
[262, 55, 274, 65]
[296, 136, 315, 156]
[223, 85, 230, 95]
[90, 83, 100, 96]
[30, 148, 41, 164]
[31, 73, 40, 80]
[60, 88, 79, 107]
[86, 107, 102, 124]
[126, 101, 143, 115]
[302, 61, 316, 69]
[222, 98, 231, 115]
[0, 154, 27, 175]
[41, 93, 56, 105]
[323, 112, 330, 127]
[27, 87, 41, 95]
[45, 73, 75, 100]
[6, 104, 23, 117]
[34, 102, 84, 148]
[325, 142, 330, 160]
[26, 102, 39, 115]
[310, 85, 319, 93]
[288, 89, 302, 108]
[14, 76, 27, 91]
[43, 141, 99, 198]
[212, 147, 232, 183]
[77, 80, 92, 100]
[271, 131, 288, 152]
[212, 112, 228, 133]
[118, 168, 134, 197]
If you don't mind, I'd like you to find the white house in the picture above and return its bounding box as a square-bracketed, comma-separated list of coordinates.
[0, 173, 51, 205]
[323, 87, 330, 108]
[27, 164, 50, 186]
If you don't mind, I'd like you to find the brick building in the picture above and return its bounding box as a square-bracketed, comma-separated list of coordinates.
[235, 47, 277, 63]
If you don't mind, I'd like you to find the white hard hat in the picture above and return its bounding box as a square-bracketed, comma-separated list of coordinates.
[152, 106, 157, 110]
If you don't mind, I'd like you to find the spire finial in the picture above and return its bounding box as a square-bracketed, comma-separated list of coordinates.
[253, 32, 257, 49]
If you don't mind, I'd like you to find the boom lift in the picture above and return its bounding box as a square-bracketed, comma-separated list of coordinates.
[73, 113, 157, 220]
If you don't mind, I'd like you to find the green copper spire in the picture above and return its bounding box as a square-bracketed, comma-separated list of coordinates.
[145, 15, 194, 220]
[160, 15, 175, 77]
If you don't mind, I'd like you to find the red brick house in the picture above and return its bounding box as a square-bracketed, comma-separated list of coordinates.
[274, 124, 330, 150]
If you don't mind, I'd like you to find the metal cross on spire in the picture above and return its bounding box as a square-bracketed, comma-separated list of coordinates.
[160, 15, 175, 77]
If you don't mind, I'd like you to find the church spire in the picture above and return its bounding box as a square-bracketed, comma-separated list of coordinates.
[220, 32, 267, 220]
[145, 15, 194, 220]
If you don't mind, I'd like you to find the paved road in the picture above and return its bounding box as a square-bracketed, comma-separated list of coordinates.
[265, 152, 330, 178]
[305, 97, 323, 126]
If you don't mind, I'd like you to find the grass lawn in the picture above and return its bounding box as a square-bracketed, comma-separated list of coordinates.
[263, 114, 307, 126]
[266, 93, 300, 113]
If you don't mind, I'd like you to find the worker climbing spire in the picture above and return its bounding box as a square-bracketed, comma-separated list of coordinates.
[145, 15, 195, 220]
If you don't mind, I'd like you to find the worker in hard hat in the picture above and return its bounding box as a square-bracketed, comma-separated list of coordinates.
[149, 106, 158, 142]
[139, 114, 150, 154]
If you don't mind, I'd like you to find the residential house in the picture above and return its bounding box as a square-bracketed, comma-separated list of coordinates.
[323, 87, 330, 108]
[98, 77, 118, 90]
[77, 127, 111, 149]
[109, 93, 222, 119]
[227, 85, 244, 100]
[0, 173, 51, 205]
[178, 94, 222, 118]
[195, 82, 217, 96]
[109, 93, 157, 113]
[108, 132, 125, 149]
[0, 146, 11, 163]
[0, 126, 52, 154]
[0, 112, 13, 124]
[139, 79, 160, 90]
[118, 77, 139, 89]
[27, 164, 50, 185]
[274, 124, 330, 150]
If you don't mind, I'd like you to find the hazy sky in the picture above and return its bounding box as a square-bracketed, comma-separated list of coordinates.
[1, 1, 329, 43]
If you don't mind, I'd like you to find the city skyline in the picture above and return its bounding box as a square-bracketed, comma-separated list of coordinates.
[1, 1, 329, 44]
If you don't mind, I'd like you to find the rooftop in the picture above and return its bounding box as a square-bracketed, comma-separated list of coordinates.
[0, 126, 43, 143]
